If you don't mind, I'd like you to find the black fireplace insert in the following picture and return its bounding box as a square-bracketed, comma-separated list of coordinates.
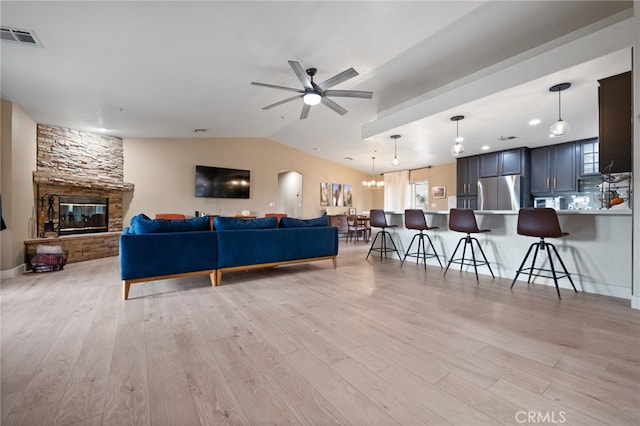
[58, 196, 108, 235]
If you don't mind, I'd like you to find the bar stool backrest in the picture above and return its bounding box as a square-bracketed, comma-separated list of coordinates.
[369, 209, 389, 228]
[448, 208, 480, 233]
[517, 208, 564, 238]
[404, 209, 428, 230]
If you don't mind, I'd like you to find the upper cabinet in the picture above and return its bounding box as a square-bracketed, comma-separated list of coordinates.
[530, 142, 576, 194]
[457, 156, 479, 196]
[456, 156, 479, 209]
[578, 138, 600, 177]
[479, 148, 527, 178]
[598, 71, 631, 173]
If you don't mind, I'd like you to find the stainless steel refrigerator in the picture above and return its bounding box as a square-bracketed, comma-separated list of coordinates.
[477, 175, 522, 210]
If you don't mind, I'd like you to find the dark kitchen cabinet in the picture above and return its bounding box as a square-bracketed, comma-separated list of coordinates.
[530, 142, 576, 194]
[501, 149, 524, 175]
[457, 196, 477, 210]
[598, 71, 631, 173]
[479, 148, 525, 177]
[479, 153, 499, 177]
[457, 156, 479, 196]
[457, 156, 478, 209]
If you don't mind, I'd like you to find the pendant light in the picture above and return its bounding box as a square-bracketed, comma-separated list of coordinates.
[549, 82, 571, 136]
[391, 134, 400, 166]
[450, 115, 465, 157]
[362, 156, 384, 189]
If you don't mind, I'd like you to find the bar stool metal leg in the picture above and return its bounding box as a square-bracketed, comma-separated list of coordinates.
[473, 237, 495, 278]
[444, 237, 465, 277]
[548, 243, 577, 292]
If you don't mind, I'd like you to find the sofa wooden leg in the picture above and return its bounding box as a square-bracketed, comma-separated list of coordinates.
[123, 281, 131, 300]
[209, 271, 216, 287]
[332, 257, 337, 268]
[215, 270, 223, 286]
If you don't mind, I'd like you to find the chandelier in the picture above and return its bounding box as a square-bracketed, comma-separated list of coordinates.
[362, 156, 384, 189]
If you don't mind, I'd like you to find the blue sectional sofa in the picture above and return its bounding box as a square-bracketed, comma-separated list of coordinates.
[120, 215, 339, 300]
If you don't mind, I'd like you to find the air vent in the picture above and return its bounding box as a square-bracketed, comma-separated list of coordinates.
[1, 26, 43, 47]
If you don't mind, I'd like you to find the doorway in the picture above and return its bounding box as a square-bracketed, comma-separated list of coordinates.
[278, 171, 303, 218]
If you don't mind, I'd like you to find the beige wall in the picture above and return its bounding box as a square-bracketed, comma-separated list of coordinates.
[1, 100, 37, 271]
[123, 137, 375, 224]
[409, 163, 457, 211]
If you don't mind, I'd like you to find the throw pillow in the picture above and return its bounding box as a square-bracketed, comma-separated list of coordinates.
[130, 215, 210, 234]
[130, 213, 151, 226]
[214, 216, 278, 231]
[279, 216, 328, 228]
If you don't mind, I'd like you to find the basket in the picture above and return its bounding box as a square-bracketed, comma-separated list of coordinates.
[30, 251, 68, 273]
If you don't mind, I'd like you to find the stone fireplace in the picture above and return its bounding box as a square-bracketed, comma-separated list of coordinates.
[25, 124, 134, 266]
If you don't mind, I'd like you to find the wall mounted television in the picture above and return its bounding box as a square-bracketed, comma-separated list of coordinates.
[195, 165, 251, 199]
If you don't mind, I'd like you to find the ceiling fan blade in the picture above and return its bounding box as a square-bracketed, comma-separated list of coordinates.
[251, 82, 304, 93]
[300, 103, 311, 120]
[321, 97, 348, 116]
[317, 68, 358, 91]
[262, 95, 303, 110]
[324, 90, 373, 99]
[288, 61, 313, 90]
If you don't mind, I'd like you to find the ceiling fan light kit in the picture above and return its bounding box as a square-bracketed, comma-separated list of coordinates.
[251, 61, 373, 119]
[303, 92, 321, 106]
[450, 115, 465, 157]
[549, 82, 571, 137]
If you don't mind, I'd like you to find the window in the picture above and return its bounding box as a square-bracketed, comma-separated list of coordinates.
[410, 180, 429, 210]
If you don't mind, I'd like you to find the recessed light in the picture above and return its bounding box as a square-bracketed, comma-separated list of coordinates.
[481, 145, 490, 151]
[529, 118, 541, 126]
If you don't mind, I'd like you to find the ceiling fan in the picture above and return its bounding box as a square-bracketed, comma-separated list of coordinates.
[251, 61, 373, 119]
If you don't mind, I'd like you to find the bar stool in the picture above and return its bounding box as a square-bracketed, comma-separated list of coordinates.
[401, 209, 443, 270]
[366, 209, 401, 261]
[444, 208, 495, 281]
[511, 208, 577, 299]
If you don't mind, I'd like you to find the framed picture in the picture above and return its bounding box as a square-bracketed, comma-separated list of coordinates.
[348, 207, 356, 215]
[343, 184, 353, 207]
[432, 186, 446, 199]
[332, 183, 343, 206]
[320, 182, 331, 206]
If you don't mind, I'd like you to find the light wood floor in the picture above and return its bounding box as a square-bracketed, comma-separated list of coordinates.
[2, 242, 639, 425]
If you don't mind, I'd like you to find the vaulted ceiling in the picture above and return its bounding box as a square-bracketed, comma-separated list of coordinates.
[1, 1, 634, 174]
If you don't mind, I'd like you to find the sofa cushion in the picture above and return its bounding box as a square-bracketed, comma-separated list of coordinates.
[129, 215, 210, 234]
[120, 230, 217, 280]
[214, 216, 277, 231]
[131, 213, 151, 225]
[216, 227, 338, 268]
[279, 216, 328, 228]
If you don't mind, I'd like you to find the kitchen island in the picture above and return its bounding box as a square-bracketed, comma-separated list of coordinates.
[377, 209, 632, 300]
